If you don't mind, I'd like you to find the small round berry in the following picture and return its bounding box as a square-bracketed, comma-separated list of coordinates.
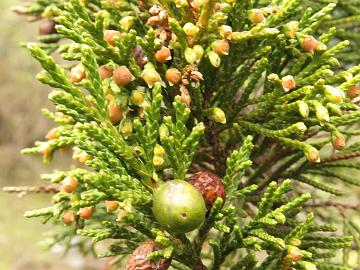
[301, 36, 320, 53]
[213, 40, 230, 56]
[155, 46, 172, 63]
[108, 103, 123, 125]
[113, 66, 133, 86]
[104, 30, 121, 46]
[98, 65, 114, 80]
[105, 200, 119, 212]
[78, 206, 95, 219]
[165, 68, 182, 85]
[125, 240, 171, 270]
[62, 210, 76, 225]
[187, 171, 226, 209]
[70, 64, 86, 83]
[39, 19, 56, 35]
[348, 85, 360, 99]
[61, 176, 78, 193]
[152, 180, 206, 233]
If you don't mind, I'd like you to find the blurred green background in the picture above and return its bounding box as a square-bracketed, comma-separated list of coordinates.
[0, 1, 102, 269]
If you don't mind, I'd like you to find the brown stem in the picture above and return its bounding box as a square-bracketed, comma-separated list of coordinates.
[317, 151, 360, 164]
[2, 184, 60, 196]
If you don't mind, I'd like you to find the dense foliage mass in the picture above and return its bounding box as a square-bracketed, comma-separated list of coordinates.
[5, 0, 360, 269]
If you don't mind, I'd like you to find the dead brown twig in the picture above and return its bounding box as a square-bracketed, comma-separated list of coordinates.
[2, 184, 60, 197]
[317, 151, 360, 164]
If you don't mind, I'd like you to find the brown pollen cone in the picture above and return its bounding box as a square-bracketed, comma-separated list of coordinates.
[125, 240, 171, 270]
[132, 45, 148, 68]
[187, 171, 226, 209]
[99, 65, 113, 80]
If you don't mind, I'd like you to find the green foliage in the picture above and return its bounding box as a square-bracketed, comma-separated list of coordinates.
[5, 0, 360, 269]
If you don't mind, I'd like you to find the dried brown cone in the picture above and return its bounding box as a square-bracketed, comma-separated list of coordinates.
[187, 171, 226, 209]
[178, 65, 204, 107]
[125, 240, 171, 270]
[182, 65, 203, 86]
[132, 45, 148, 68]
[147, 6, 168, 27]
[147, 6, 172, 45]
[155, 28, 172, 44]
[180, 85, 191, 107]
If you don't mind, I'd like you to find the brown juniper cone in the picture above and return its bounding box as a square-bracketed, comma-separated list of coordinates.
[179, 65, 204, 106]
[125, 240, 171, 270]
[182, 65, 204, 84]
[180, 85, 191, 107]
[39, 19, 56, 35]
[132, 45, 148, 68]
[187, 171, 226, 209]
[147, 5, 172, 46]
